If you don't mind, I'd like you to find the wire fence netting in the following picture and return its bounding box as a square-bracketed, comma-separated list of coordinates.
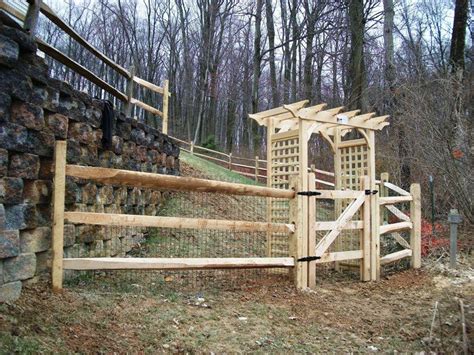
[64, 185, 292, 295]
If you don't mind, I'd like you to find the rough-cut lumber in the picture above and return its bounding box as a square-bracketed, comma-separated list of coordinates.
[314, 192, 365, 256]
[63, 257, 295, 270]
[379, 196, 413, 205]
[314, 221, 363, 231]
[361, 176, 371, 281]
[308, 173, 317, 289]
[315, 250, 363, 263]
[315, 179, 335, 187]
[379, 221, 413, 235]
[130, 98, 163, 116]
[52, 141, 66, 291]
[39, 2, 130, 78]
[65, 165, 295, 198]
[385, 204, 411, 222]
[316, 190, 362, 199]
[410, 183, 421, 268]
[37, 40, 127, 102]
[391, 232, 412, 250]
[383, 181, 410, 196]
[64, 212, 295, 234]
[380, 249, 412, 265]
[133, 76, 167, 95]
[162, 79, 169, 134]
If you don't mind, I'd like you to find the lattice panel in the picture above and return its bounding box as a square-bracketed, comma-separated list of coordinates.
[268, 131, 299, 257]
[336, 142, 369, 265]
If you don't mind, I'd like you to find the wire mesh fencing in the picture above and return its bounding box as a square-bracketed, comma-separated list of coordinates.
[63, 188, 292, 295]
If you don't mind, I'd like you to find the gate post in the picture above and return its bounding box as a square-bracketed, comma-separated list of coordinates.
[410, 183, 421, 268]
[289, 176, 308, 289]
[307, 172, 316, 289]
[360, 176, 371, 281]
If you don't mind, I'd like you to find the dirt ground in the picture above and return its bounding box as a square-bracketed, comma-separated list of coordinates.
[0, 261, 472, 353]
[1, 154, 472, 353]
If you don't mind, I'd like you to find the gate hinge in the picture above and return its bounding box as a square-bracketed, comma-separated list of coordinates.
[297, 191, 322, 197]
[297, 256, 321, 262]
[365, 189, 378, 195]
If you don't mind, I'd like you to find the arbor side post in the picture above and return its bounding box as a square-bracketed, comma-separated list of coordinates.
[360, 176, 371, 281]
[24, 0, 42, 35]
[52, 141, 67, 291]
[410, 183, 421, 268]
[162, 79, 169, 134]
[124, 65, 135, 117]
[380, 172, 389, 224]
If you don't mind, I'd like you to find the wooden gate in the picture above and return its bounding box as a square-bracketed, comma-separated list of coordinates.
[307, 174, 371, 286]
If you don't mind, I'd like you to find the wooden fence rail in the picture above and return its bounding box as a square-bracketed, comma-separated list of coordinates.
[18, 1, 171, 133]
[168, 136, 335, 186]
[52, 141, 296, 291]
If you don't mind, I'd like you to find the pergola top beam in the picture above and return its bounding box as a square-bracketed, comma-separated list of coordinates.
[249, 101, 390, 134]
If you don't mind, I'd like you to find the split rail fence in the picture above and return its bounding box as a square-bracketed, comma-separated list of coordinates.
[52, 140, 420, 291]
[169, 136, 335, 187]
[51, 141, 296, 291]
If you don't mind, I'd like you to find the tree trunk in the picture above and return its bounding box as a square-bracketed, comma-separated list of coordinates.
[449, 0, 468, 74]
[265, 0, 279, 107]
[347, 0, 366, 111]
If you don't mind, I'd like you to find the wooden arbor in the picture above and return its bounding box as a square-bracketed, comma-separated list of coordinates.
[249, 100, 420, 288]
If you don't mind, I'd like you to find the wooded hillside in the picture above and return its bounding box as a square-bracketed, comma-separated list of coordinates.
[38, 0, 472, 222]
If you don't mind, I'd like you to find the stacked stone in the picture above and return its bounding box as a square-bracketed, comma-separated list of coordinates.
[0, 21, 179, 302]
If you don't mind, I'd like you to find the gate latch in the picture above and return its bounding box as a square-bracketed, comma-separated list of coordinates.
[297, 191, 322, 197]
[297, 256, 321, 262]
[365, 189, 378, 195]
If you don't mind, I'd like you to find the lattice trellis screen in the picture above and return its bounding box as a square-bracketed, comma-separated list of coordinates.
[267, 130, 299, 257]
[336, 141, 369, 264]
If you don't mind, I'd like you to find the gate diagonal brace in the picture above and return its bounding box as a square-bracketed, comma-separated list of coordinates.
[297, 191, 322, 197]
[297, 256, 321, 262]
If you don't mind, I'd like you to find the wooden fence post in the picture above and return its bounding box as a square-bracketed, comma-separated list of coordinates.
[190, 141, 194, 154]
[24, 0, 42, 35]
[307, 172, 316, 289]
[410, 183, 421, 268]
[124, 65, 135, 117]
[380, 172, 389, 224]
[228, 153, 232, 171]
[254, 156, 259, 182]
[288, 176, 302, 288]
[162, 79, 169, 134]
[52, 141, 67, 291]
[361, 176, 371, 281]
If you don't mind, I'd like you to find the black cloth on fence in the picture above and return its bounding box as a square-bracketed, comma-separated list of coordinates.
[101, 100, 115, 150]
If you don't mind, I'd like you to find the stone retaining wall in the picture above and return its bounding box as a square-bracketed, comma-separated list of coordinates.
[0, 20, 180, 302]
